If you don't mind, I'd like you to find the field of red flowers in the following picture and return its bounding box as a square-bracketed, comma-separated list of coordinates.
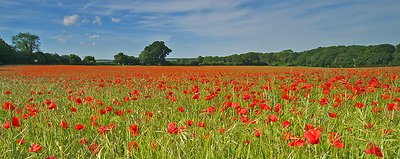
[0, 65, 399, 158]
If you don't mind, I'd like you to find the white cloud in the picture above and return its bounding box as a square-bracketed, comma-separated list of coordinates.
[63, 14, 79, 26]
[51, 34, 73, 43]
[111, 17, 121, 23]
[83, 0, 98, 10]
[94, 0, 246, 14]
[80, 41, 96, 47]
[92, 16, 102, 25]
[87, 34, 99, 39]
[85, 0, 258, 36]
[82, 18, 90, 23]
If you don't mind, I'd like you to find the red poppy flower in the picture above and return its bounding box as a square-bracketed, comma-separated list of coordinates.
[88, 143, 100, 154]
[241, 116, 248, 124]
[259, 103, 270, 111]
[75, 98, 83, 105]
[364, 143, 383, 158]
[269, 114, 278, 122]
[74, 124, 85, 130]
[253, 128, 261, 137]
[288, 139, 306, 147]
[179, 125, 185, 131]
[387, 103, 397, 111]
[197, 121, 205, 128]
[46, 99, 53, 106]
[328, 112, 337, 118]
[106, 106, 112, 111]
[282, 120, 290, 128]
[167, 122, 178, 134]
[207, 106, 215, 114]
[115, 110, 124, 116]
[151, 141, 157, 150]
[47, 103, 57, 110]
[380, 93, 390, 100]
[192, 94, 199, 99]
[3, 102, 15, 110]
[319, 98, 328, 106]
[238, 108, 248, 115]
[304, 124, 315, 131]
[79, 138, 88, 145]
[329, 132, 344, 148]
[232, 102, 240, 110]
[273, 104, 282, 113]
[90, 115, 98, 122]
[97, 126, 108, 135]
[354, 102, 364, 108]
[186, 120, 193, 127]
[59, 121, 68, 129]
[243, 92, 250, 100]
[304, 129, 321, 144]
[98, 108, 106, 115]
[4, 90, 11, 95]
[12, 116, 20, 127]
[29, 144, 42, 152]
[70, 107, 77, 113]
[129, 124, 139, 136]
[281, 92, 289, 100]
[17, 139, 24, 145]
[177, 106, 184, 113]
[145, 111, 153, 118]
[2, 121, 10, 129]
[192, 85, 199, 93]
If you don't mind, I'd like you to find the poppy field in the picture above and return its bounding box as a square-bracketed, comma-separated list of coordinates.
[0, 65, 399, 158]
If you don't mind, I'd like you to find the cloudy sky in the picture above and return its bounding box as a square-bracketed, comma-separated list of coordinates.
[1, 0, 399, 59]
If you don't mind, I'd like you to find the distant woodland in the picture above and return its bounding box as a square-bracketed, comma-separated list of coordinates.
[1, 33, 399, 67]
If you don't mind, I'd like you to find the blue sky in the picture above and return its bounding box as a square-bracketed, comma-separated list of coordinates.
[1, 0, 399, 59]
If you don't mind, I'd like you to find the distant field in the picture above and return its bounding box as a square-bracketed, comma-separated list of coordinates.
[0, 66, 399, 158]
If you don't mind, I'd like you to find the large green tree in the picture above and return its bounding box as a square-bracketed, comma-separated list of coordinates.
[0, 38, 15, 64]
[83, 56, 96, 65]
[62, 54, 81, 65]
[12, 32, 41, 53]
[127, 56, 140, 65]
[114, 52, 140, 65]
[114, 52, 129, 65]
[139, 41, 171, 65]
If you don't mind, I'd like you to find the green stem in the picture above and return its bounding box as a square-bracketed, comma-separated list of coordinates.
[9, 109, 15, 158]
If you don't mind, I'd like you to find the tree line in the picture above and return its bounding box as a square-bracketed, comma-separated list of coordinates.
[174, 44, 400, 67]
[1, 32, 400, 67]
[0, 33, 96, 65]
[0, 33, 171, 66]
